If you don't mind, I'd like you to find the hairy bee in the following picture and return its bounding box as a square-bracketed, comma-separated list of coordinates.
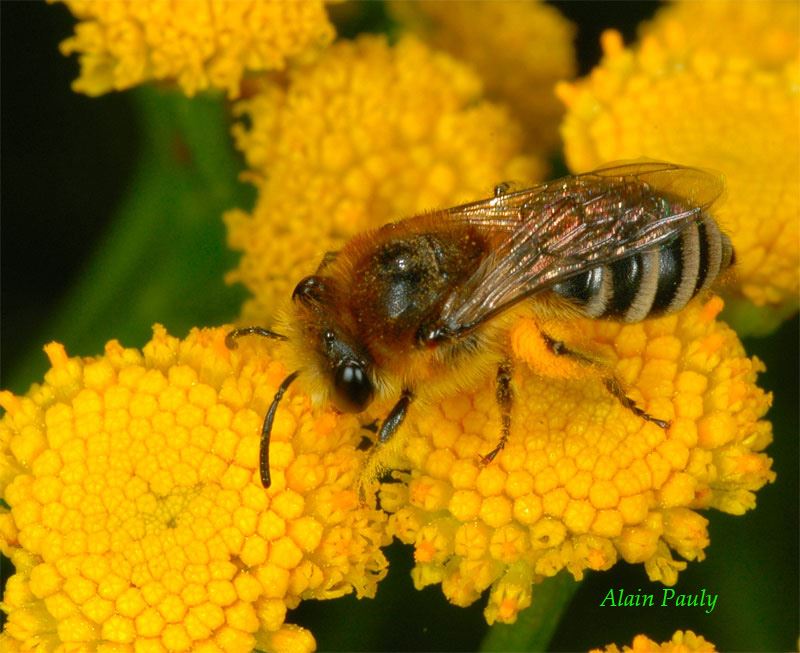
[228, 161, 734, 488]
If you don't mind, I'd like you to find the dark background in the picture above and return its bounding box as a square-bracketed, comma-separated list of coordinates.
[2, 2, 797, 651]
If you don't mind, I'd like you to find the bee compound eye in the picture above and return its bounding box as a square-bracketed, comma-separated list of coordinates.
[333, 362, 374, 413]
[292, 276, 325, 304]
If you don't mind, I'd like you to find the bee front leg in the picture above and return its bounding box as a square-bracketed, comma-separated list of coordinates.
[315, 250, 339, 273]
[542, 332, 670, 430]
[358, 390, 414, 503]
[378, 389, 414, 443]
[481, 359, 514, 464]
[361, 419, 379, 433]
[355, 420, 379, 452]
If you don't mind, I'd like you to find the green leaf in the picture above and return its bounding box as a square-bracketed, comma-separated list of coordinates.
[8, 86, 251, 392]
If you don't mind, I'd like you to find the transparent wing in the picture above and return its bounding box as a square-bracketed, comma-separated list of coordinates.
[590, 160, 723, 208]
[415, 184, 549, 232]
[428, 161, 724, 339]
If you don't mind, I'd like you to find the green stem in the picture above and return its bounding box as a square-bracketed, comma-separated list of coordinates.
[480, 574, 580, 652]
[9, 87, 250, 392]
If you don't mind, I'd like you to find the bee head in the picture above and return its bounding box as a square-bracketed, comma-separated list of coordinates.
[291, 275, 375, 413]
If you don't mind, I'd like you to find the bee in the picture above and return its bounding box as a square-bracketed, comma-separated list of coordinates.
[227, 161, 734, 488]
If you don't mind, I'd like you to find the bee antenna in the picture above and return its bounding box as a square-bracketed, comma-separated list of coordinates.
[225, 326, 288, 350]
[260, 370, 300, 488]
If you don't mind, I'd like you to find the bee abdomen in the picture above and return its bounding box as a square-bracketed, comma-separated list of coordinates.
[553, 218, 734, 322]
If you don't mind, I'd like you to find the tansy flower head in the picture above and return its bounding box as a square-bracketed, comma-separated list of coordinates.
[0, 326, 388, 652]
[388, 0, 576, 155]
[224, 34, 544, 325]
[593, 629, 717, 653]
[557, 5, 800, 331]
[55, 0, 336, 97]
[642, 0, 799, 69]
[379, 298, 772, 624]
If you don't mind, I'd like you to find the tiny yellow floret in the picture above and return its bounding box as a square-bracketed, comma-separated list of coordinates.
[225, 34, 544, 324]
[558, 3, 800, 331]
[0, 326, 388, 652]
[54, 0, 336, 97]
[593, 629, 718, 653]
[389, 0, 576, 155]
[382, 299, 772, 623]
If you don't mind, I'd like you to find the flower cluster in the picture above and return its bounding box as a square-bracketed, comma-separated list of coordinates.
[380, 298, 772, 623]
[4, 1, 785, 649]
[54, 0, 335, 97]
[557, 0, 800, 331]
[225, 34, 543, 325]
[388, 0, 576, 154]
[0, 327, 388, 652]
[593, 630, 716, 653]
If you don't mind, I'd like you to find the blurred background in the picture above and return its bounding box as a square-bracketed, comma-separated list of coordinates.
[2, 2, 797, 650]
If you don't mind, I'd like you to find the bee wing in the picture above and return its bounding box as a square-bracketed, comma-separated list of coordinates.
[590, 160, 724, 208]
[435, 185, 548, 231]
[432, 162, 724, 337]
[437, 160, 722, 230]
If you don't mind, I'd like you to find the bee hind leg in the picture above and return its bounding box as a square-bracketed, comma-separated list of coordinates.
[481, 360, 514, 464]
[603, 377, 670, 429]
[543, 332, 670, 429]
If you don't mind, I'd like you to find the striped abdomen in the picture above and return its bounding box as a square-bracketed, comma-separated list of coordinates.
[552, 217, 734, 322]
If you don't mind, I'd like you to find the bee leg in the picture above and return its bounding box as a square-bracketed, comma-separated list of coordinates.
[355, 419, 379, 450]
[542, 332, 670, 430]
[542, 332, 593, 363]
[358, 390, 414, 503]
[225, 326, 287, 349]
[603, 377, 670, 429]
[259, 370, 300, 487]
[494, 182, 512, 197]
[378, 390, 414, 443]
[316, 250, 339, 273]
[481, 359, 514, 464]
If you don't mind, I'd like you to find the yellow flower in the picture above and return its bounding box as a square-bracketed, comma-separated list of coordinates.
[378, 297, 772, 624]
[0, 326, 388, 652]
[54, 0, 335, 97]
[225, 34, 544, 325]
[557, 4, 800, 331]
[388, 0, 576, 155]
[642, 0, 799, 69]
[593, 629, 717, 653]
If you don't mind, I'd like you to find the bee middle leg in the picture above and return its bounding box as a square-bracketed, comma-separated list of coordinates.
[542, 332, 670, 430]
[494, 182, 512, 197]
[481, 359, 514, 464]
